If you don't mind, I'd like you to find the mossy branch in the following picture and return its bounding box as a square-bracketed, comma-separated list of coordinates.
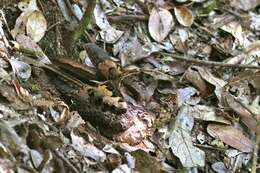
[67, 0, 96, 55]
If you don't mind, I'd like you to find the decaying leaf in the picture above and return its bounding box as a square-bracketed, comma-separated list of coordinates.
[0, 81, 30, 111]
[100, 26, 124, 44]
[230, 0, 260, 11]
[211, 162, 228, 173]
[0, 68, 11, 83]
[197, 67, 227, 101]
[26, 10, 47, 42]
[207, 124, 253, 152]
[0, 104, 20, 118]
[11, 0, 47, 42]
[30, 149, 43, 168]
[111, 164, 132, 173]
[226, 41, 260, 65]
[15, 34, 51, 64]
[11, 0, 38, 37]
[174, 6, 194, 27]
[94, 4, 123, 43]
[121, 72, 158, 102]
[196, 0, 217, 16]
[191, 105, 230, 124]
[177, 87, 200, 107]
[114, 32, 150, 66]
[9, 58, 31, 80]
[184, 67, 209, 96]
[169, 106, 205, 167]
[94, 3, 110, 30]
[71, 130, 106, 162]
[250, 12, 260, 31]
[130, 150, 163, 172]
[221, 21, 244, 46]
[148, 8, 174, 42]
[224, 149, 251, 172]
[223, 93, 260, 132]
[114, 105, 154, 145]
[0, 120, 28, 154]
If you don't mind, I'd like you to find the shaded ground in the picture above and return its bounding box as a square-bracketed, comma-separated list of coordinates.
[0, 0, 259, 173]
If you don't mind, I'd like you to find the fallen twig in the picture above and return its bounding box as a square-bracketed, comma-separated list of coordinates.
[47, 19, 65, 31]
[108, 15, 148, 23]
[251, 134, 259, 173]
[165, 53, 260, 69]
[54, 150, 80, 173]
[133, 0, 149, 15]
[67, 0, 96, 55]
[234, 98, 260, 126]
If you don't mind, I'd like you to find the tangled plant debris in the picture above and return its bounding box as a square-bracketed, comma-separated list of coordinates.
[0, 0, 259, 172]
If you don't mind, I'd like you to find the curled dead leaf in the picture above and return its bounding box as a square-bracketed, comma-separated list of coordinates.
[207, 124, 253, 152]
[26, 10, 47, 42]
[223, 92, 260, 132]
[184, 67, 209, 96]
[11, 0, 46, 42]
[169, 106, 205, 167]
[230, 0, 260, 11]
[114, 105, 154, 145]
[9, 58, 31, 80]
[148, 8, 174, 42]
[174, 6, 194, 27]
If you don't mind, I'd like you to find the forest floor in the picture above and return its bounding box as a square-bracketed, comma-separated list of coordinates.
[0, 0, 259, 173]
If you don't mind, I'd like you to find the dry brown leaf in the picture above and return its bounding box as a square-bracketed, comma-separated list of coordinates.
[26, 10, 47, 42]
[71, 130, 106, 161]
[197, 67, 227, 101]
[230, 0, 260, 11]
[148, 8, 174, 42]
[11, 0, 39, 39]
[15, 34, 51, 64]
[169, 106, 205, 167]
[226, 41, 260, 65]
[191, 105, 230, 124]
[174, 6, 194, 27]
[9, 58, 31, 80]
[94, 4, 123, 43]
[223, 92, 260, 132]
[114, 105, 154, 145]
[221, 21, 244, 46]
[184, 67, 209, 96]
[250, 71, 260, 89]
[207, 124, 253, 152]
[11, 9, 34, 38]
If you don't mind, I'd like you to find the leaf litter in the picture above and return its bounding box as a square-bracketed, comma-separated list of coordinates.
[0, 0, 259, 172]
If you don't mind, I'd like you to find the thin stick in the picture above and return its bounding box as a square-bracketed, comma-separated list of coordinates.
[47, 19, 65, 31]
[193, 22, 215, 37]
[108, 15, 148, 23]
[251, 134, 259, 173]
[54, 150, 80, 173]
[133, 0, 149, 15]
[21, 56, 86, 88]
[166, 53, 260, 69]
[233, 97, 260, 125]
[69, 0, 96, 47]
[194, 144, 226, 151]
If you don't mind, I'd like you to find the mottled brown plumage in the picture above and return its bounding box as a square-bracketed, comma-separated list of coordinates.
[83, 43, 122, 79]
